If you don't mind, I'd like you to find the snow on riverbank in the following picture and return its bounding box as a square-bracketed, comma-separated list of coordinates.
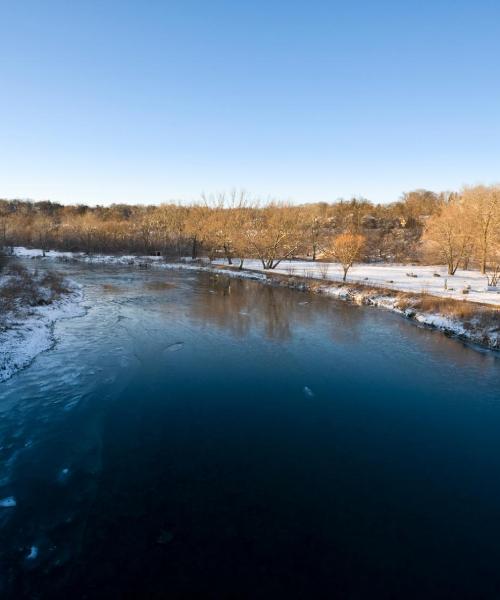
[11, 247, 499, 305]
[9, 247, 499, 351]
[0, 275, 85, 383]
[316, 283, 499, 349]
[10, 247, 268, 280]
[215, 259, 500, 307]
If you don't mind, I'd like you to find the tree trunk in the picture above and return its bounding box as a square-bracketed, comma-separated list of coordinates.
[191, 237, 197, 260]
[224, 244, 233, 264]
[481, 255, 487, 275]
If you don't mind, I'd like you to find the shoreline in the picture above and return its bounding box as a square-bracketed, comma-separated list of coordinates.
[7, 248, 500, 353]
[185, 262, 499, 352]
[0, 279, 85, 383]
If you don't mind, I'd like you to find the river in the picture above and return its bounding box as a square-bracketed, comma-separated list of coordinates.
[1, 261, 499, 598]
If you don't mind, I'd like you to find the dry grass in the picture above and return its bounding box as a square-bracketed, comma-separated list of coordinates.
[0, 264, 70, 327]
[0, 253, 8, 274]
[268, 268, 499, 329]
[395, 291, 500, 329]
[40, 271, 69, 296]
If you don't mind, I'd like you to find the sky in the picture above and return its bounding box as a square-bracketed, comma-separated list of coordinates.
[1, 0, 499, 206]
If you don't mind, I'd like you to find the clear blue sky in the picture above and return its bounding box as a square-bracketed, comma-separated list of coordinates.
[1, 0, 499, 205]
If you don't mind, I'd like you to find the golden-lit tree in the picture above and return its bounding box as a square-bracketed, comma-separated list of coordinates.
[462, 185, 500, 274]
[243, 204, 305, 269]
[423, 200, 474, 275]
[327, 232, 365, 281]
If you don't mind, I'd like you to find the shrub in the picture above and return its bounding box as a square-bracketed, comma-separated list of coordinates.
[41, 270, 69, 296]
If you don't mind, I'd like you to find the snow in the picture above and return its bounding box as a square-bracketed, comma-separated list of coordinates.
[317, 286, 497, 348]
[9, 248, 499, 307]
[0, 279, 85, 383]
[216, 260, 500, 307]
[10, 247, 75, 259]
[7, 247, 499, 350]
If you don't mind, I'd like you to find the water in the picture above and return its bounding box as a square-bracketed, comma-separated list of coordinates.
[0, 262, 499, 598]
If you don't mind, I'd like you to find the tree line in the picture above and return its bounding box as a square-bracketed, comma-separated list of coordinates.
[1, 186, 498, 280]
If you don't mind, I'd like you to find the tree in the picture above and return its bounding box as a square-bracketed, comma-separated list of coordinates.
[76, 212, 100, 255]
[462, 185, 500, 274]
[243, 204, 304, 269]
[32, 216, 56, 256]
[304, 208, 328, 261]
[156, 204, 187, 257]
[184, 205, 210, 259]
[423, 200, 474, 275]
[485, 236, 500, 287]
[0, 201, 12, 248]
[328, 232, 365, 281]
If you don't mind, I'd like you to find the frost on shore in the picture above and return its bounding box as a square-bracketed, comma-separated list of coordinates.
[0, 265, 85, 383]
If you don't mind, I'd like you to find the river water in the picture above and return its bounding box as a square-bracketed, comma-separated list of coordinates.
[0, 262, 499, 598]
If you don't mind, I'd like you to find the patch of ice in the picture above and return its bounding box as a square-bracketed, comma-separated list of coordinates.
[303, 386, 315, 398]
[165, 342, 184, 352]
[58, 467, 71, 483]
[63, 399, 80, 411]
[0, 496, 17, 508]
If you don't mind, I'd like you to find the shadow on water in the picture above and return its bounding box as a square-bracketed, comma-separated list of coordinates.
[0, 262, 499, 598]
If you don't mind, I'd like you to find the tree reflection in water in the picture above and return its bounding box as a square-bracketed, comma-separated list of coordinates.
[188, 274, 363, 344]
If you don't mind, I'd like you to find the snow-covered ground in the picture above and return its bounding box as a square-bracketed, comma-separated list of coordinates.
[0, 271, 85, 383]
[9, 247, 268, 279]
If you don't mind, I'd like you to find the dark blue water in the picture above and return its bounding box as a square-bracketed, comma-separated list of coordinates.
[0, 263, 499, 598]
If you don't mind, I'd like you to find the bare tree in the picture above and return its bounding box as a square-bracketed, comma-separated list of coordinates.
[485, 236, 500, 287]
[243, 204, 304, 269]
[32, 216, 56, 256]
[328, 232, 365, 281]
[462, 185, 500, 274]
[423, 200, 474, 275]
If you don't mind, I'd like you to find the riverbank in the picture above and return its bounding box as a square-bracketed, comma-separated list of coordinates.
[258, 270, 499, 351]
[190, 262, 499, 351]
[8, 248, 500, 352]
[0, 263, 84, 382]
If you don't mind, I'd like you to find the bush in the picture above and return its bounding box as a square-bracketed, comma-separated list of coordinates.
[0, 265, 70, 329]
[0, 251, 7, 274]
[41, 270, 69, 296]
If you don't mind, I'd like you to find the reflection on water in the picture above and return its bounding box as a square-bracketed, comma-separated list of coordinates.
[190, 274, 366, 344]
[0, 262, 499, 599]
